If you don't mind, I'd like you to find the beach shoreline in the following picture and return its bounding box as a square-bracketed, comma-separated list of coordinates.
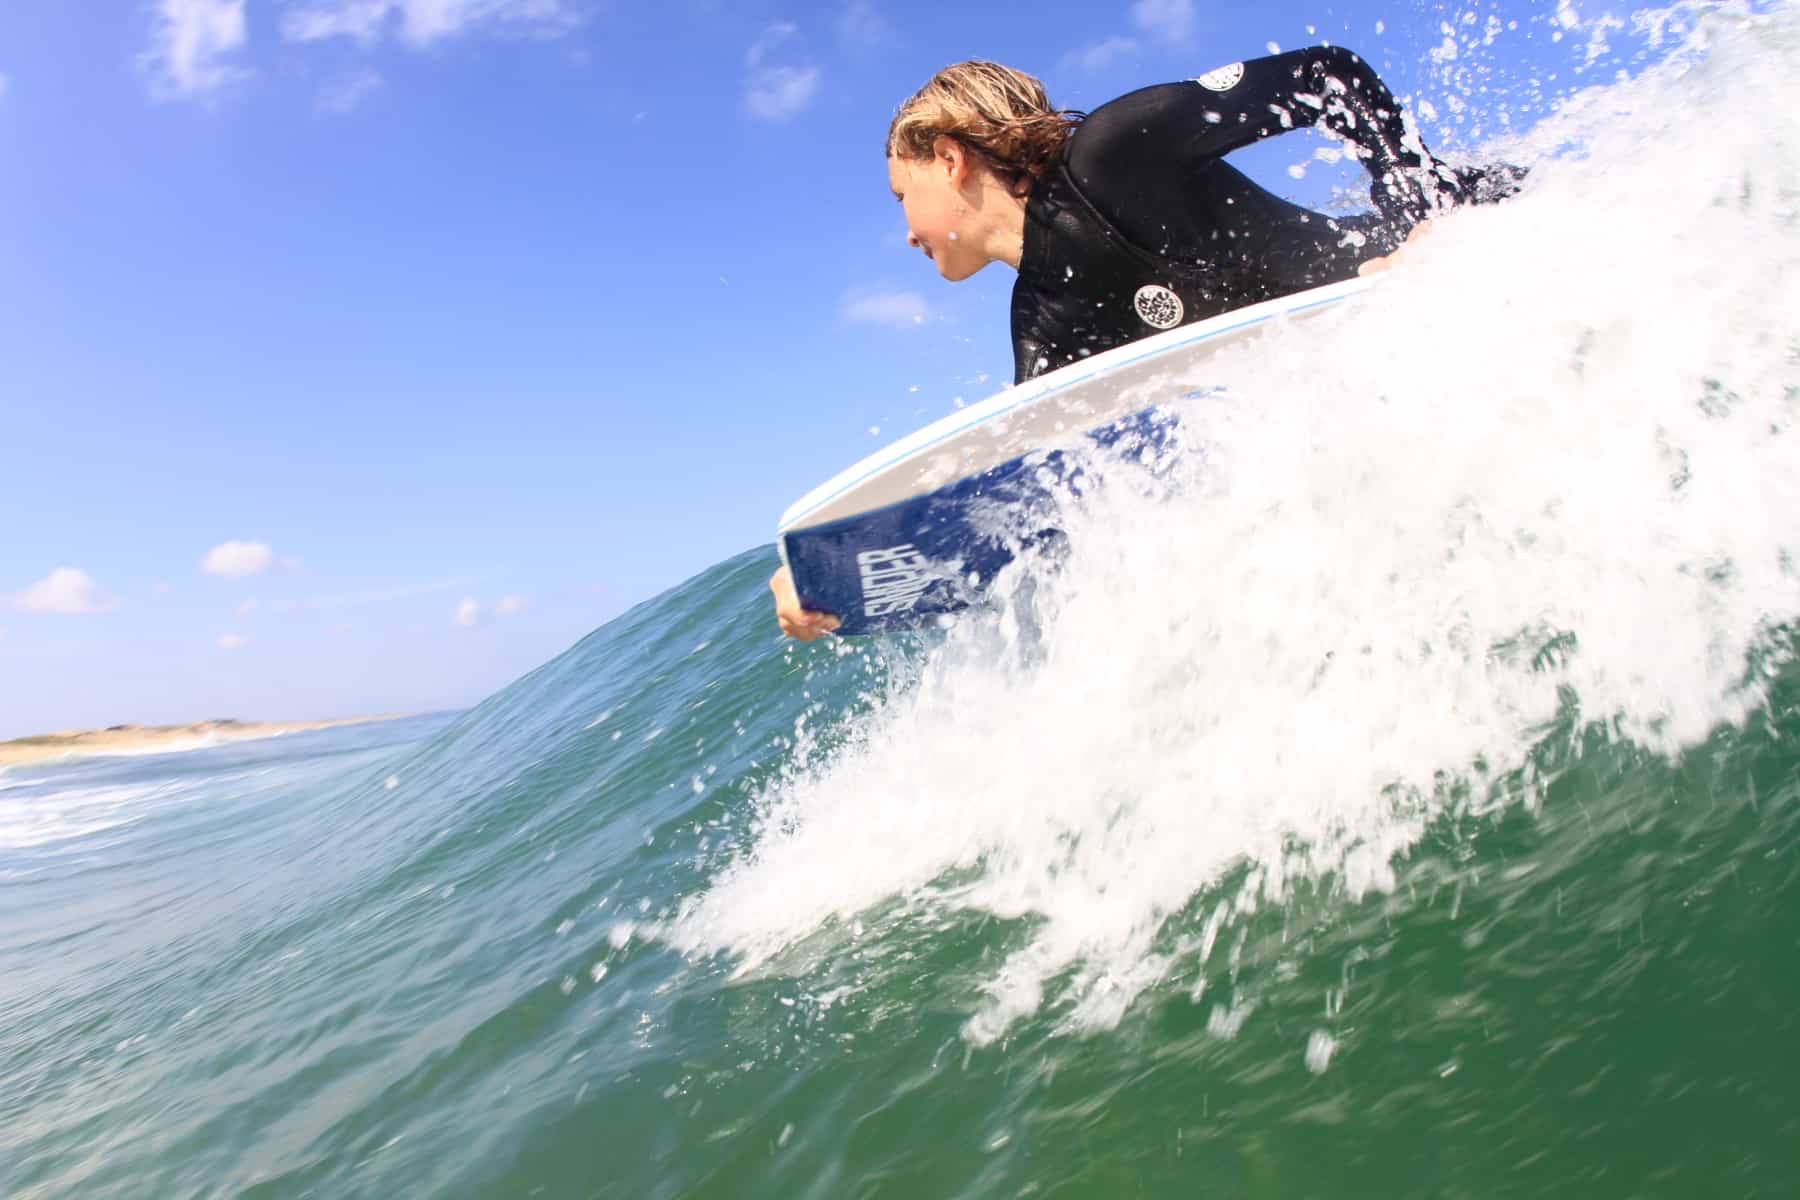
[0, 716, 409, 768]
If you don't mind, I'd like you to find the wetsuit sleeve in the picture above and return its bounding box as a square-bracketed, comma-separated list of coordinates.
[1231, 47, 1448, 220]
[1071, 46, 1474, 224]
[1011, 316, 1053, 387]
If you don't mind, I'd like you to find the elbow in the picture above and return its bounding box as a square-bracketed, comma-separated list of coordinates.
[1304, 44, 1385, 94]
[1310, 44, 1368, 73]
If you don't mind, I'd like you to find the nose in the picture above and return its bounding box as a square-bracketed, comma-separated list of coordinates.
[906, 230, 921, 248]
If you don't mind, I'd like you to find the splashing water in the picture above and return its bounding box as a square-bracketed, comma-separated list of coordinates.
[671, 2, 1800, 1042]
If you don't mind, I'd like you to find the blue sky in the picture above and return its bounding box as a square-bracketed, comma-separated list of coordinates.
[0, 0, 1618, 737]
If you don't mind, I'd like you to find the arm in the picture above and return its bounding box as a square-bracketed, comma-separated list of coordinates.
[1215, 47, 1450, 219]
[1077, 47, 1470, 224]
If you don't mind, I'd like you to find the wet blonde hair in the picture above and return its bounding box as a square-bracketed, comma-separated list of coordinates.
[886, 61, 1084, 197]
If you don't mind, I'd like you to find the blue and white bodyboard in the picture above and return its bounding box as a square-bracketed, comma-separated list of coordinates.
[778, 278, 1370, 634]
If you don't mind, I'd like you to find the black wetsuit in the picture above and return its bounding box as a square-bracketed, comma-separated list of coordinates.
[1011, 46, 1519, 383]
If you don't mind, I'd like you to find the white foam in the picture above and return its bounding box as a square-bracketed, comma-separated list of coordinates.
[675, 4, 1800, 1041]
[0, 780, 191, 850]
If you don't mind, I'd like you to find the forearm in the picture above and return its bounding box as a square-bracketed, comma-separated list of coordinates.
[1270, 47, 1452, 221]
[1184, 47, 1454, 222]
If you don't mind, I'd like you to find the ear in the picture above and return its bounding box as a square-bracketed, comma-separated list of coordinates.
[931, 134, 971, 188]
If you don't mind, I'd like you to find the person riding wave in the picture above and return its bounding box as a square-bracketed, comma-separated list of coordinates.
[773, 47, 1523, 639]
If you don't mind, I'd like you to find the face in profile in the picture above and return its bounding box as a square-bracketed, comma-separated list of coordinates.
[888, 145, 990, 282]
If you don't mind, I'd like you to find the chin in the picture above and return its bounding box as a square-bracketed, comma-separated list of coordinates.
[939, 255, 986, 283]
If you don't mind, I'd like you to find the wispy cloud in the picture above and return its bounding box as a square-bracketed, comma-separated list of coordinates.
[1063, 35, 1138, 73]
[1065, 0, 1195, 79]
[235, 598, 259, 618]
[744, 24, 819, 121]
[843, 290, 930, 329]
[13, 568, 119, 615]
[836, 0, 893, 51]
[282, 0, 390, 45]
[216, 632, 251, 650]
[282, 0, 578, 49]
[202, 540, 276, 578]
[745, 66, 819, 120]
[139, 0, 250, 102]
[316, 68, 384, 114]
[1130, 0, 1195, 42]
[745, 22, 797, 68]
[456, 592, 528, 627]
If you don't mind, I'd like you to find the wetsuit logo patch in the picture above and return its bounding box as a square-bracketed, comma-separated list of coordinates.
[1193, 62, 1245, 92]
[1133, 284, 1184, 330]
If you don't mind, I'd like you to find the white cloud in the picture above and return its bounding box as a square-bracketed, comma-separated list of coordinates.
[744, 25, 818, 121]
[454, 593, 524, 625]
[745, 22, 798, 68]
[316, 68, 384, 114]
[282, 0, 390, 44]
[745, 65, 820, 121]
[1064, 1, 1192, 81]
[1130, 0, 1195, 42]
[836, 0, 892, 50]
[14, 568, 118, 615]
[138, 0, 250, 102]
[1064, 36, 1138, 73]
[217, 632, 251, 650]
[282, 0, 576, 49]
[843, 290, 930, 328]
[235, 598, 259, 618]
[202, 540, 275, 577]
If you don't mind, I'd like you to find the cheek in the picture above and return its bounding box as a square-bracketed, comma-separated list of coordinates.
[911, 189, 956, 236]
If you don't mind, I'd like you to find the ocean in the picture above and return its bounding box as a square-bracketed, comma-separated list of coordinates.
[6, 5, 1800, 1196]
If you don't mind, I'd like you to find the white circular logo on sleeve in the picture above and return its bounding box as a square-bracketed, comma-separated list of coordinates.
[1193, 62, 1245, 92]
[1133, 285, 1184, 330]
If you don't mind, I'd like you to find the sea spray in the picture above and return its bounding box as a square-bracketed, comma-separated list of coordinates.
[670, 1, 1800, 1042]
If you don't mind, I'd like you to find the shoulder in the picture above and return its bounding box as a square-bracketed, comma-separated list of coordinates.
[1065, 83, 1199, 175]
[1074, 83, 1197, 144]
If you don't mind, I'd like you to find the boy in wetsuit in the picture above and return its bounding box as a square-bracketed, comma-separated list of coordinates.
[772, 47, 1521, 638]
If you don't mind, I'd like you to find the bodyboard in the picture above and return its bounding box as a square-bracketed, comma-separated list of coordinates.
[778, 278, 1371, 634]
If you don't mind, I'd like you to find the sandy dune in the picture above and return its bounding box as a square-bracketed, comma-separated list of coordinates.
[0, 717, 403, 767]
